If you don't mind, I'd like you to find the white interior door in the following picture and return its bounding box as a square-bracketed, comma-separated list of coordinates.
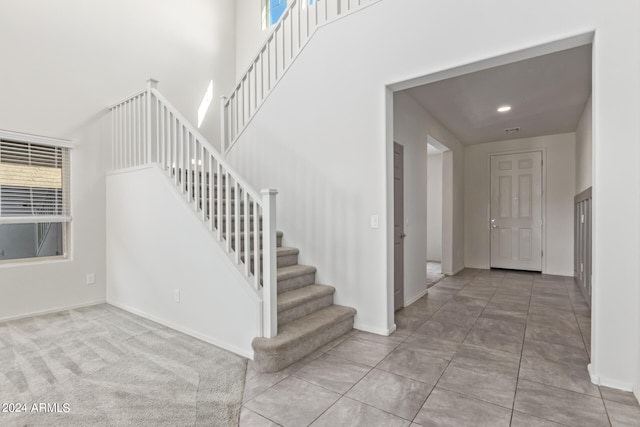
[490, 151, 542, 271]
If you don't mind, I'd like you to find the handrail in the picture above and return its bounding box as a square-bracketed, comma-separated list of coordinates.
[109, 82, 279, 338]
[150, 89, 262, 203]
[221, 0, 380, 154]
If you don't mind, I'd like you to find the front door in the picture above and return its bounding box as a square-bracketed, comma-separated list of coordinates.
[394, 142, 405, 310]
[490, 151, 543, 271]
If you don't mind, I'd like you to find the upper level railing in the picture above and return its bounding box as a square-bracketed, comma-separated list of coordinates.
[221, 0, 380, 153]
[109, 80, 279, 338]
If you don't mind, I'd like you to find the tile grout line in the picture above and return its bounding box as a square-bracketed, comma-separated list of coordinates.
[509, 277, 534, 426]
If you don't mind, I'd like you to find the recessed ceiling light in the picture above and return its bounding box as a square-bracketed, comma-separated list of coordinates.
[497, 105, 511, 113]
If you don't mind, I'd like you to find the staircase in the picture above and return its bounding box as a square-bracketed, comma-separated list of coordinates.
[253, 234, 356, 372]
[109, 82, 356, 373]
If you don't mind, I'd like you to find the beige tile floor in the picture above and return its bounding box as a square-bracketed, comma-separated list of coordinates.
[240, 269, 640, 427]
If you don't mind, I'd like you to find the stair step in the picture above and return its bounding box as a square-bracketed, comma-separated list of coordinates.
[252, 305, 356, 373]
[277, 284, 335, 326]
[277, 264, 316, 294]
[242, 247, 299, 268]
[276, 247, 299, 267]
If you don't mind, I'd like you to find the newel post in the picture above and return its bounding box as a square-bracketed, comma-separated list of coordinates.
[146, 78, 158, 163]
[261, 188, 278, 338]
[220, 96, 228, 154]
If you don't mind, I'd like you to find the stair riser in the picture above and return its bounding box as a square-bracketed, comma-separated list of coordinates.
[278, 294, 334, 327]
[253, 318, 354, 373]
[277, 272, 316, 294]
[277, 253, 298, 268]
[241, 252, 297, 269]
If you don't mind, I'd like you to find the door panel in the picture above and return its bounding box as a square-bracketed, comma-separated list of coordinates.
[394, 143, 404, 311]
[490, 151, 542, 271]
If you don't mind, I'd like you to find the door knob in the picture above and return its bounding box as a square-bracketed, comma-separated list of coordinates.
[400, 233, 406, 238]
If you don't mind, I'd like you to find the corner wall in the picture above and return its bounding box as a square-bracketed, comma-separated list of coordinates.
[576, 96, 593, 194]
[464, 133, 576, 276]
[0, 0, 236, 321]
[393, 92, 464, 305]
[427, 153, 443, 262]
[106, 166, 260, 357]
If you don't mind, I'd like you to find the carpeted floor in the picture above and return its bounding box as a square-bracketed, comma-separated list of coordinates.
[0, 304, 247, 427]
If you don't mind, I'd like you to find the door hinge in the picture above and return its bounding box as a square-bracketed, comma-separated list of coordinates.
[541, 250, 544, 257]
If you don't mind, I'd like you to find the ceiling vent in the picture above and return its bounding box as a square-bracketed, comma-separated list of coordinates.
[505, 127, 520, 134]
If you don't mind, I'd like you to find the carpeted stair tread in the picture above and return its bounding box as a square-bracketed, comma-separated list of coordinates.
[278, 284, 335, 312]
[277, 264, 316, 281]
[252, 305, 356, 353]
[276, 247, 299, 257]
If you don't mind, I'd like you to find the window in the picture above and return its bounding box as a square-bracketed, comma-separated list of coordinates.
[0, 132, 71, 262]
[262, 0, 316, 28]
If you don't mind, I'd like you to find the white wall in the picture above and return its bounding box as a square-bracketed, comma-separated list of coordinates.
[0, 0, 235, 321]
[393, 92, 454, 305]
[228, 0, 639, 388]
[576, 96, 593, 194]
[464, 133, 576, 276]
[427, 153, 443, 262]
[106, 165, 261, 357]
[390, 92, 447, 307]
[235, 0, 268, 79]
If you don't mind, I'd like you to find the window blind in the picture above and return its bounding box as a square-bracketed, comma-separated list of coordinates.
[0, 139, 70, 223]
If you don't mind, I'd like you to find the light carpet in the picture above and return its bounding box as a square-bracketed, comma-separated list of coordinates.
[0, 304, 247, 426]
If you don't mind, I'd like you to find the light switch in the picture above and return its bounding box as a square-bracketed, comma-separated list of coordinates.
[370, 215, 379, 229]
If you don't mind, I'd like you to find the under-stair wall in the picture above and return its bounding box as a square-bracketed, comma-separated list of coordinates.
[106, 165, 261, 357]
[223, 0, 640, 393]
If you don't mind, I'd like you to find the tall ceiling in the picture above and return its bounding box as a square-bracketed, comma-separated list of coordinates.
[404, 45, 592, 145]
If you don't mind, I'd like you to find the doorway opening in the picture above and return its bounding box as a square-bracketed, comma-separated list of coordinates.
[426, 138, 445, 287]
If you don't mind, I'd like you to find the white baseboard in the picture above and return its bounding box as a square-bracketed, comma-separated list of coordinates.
[443, 265, 465, 276]
[587, 363, 599, 385]
[587, 363, 635, 392]
[355, 321, 397, 336]
[108, 301, 253, 359]
[404, 288, 429, 307]
[0, 300, 107, 323]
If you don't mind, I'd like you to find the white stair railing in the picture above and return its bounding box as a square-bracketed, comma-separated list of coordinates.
[221, 0, 380, 153]
[109, 80, 279, 338]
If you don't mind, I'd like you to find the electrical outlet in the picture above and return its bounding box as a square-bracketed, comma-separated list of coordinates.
[174, 289, 180, 303]
[86, 273, 96, 285]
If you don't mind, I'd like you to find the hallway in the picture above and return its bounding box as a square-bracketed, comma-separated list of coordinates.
[240, 269, 639, 426]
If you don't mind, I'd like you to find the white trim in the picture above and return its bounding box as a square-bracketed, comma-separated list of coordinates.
[0, 254, 70, 268]
[106, 164, 155, 176]
[0, 300, 106, 323]
[0, 215, 72, 225]
[404, 287, 429, 307]
[108, 301, 253, 359]
[587, 363, 635, 392]
[0, 129, 74, 148]
[355, 321, 397, 337]
[443, 265, 465, 276]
